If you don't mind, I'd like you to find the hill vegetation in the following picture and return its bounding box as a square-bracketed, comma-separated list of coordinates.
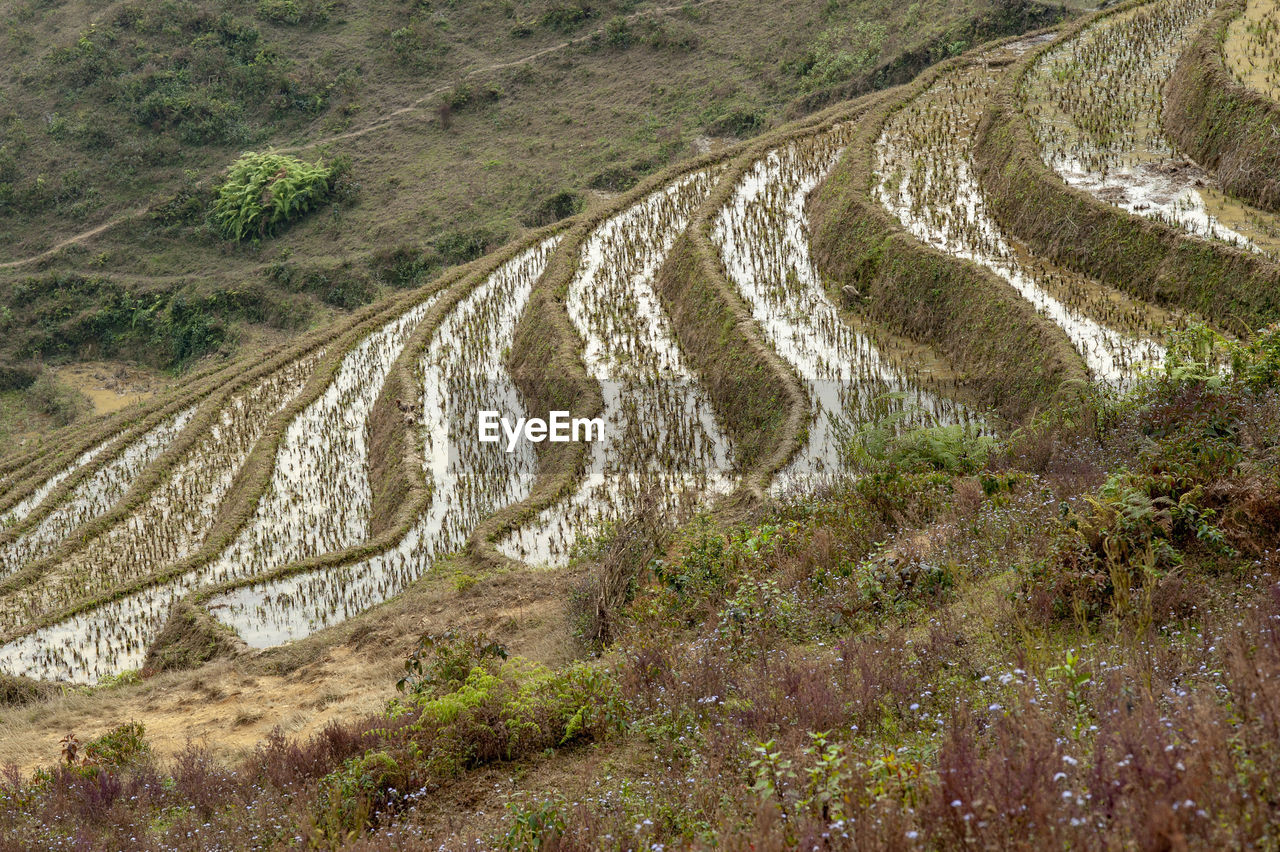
[5, 0, 1280, 848]
[0, 325, 1277, 849]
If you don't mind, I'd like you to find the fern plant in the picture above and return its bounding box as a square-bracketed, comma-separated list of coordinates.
[212, 150, 338, 242]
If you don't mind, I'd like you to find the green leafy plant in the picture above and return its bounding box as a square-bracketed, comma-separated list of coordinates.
[502, 796, 569, 850]
[211, 150, 340, 241]
[800, 731, 851, 820]
[1046, 649, 1092, 739]
[1230, 322, 1280, 392]
[749, 739, 795, 817]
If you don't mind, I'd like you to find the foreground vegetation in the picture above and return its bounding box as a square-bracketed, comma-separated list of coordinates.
[1, 325, 1275, 849]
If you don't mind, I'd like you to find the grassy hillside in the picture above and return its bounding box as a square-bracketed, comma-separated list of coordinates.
[0, 0, 1069, 444]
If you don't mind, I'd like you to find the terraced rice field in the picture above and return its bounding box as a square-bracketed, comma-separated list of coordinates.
[1225, 0, 1280, 97]
[0, 439, 112, 530]
[0, 296, 438, 681]
[713, 127, 974, 493]
[2, 0, 1265, 684]
[0, 352, 327, 636]
[209, 239, 559, 646]
[0, 407, 197, 578]
[1022, 0, 1280, 255]
[500, 174, 736, 567]
[877, 43, 1167, 386]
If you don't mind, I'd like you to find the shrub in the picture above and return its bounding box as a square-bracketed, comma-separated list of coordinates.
[603, 15, 634, 48]
[705, 107, 766, 138]
[0, 362, 39, 392]
[525, 189, 583, 226]
[435, 226, 499, 265]
[256, 0, 334, 25]
[25, 373, 90, 426]
[540, 3, 596, 33]
[844, 400, 995, 475]
[308, 635, 623, 837]
[211, 151, 339, 242]
[1231, 323, 1280, 393]
[82, 723, 150, 770]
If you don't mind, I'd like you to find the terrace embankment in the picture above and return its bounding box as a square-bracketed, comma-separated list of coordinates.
[974, 0, 1280, 335]
[365, 361, 420, 540]
[787, 0, 1074, 116]
[1163, 0, 1280, 214]
[653, 134, 827, 499]
[470, 222, 604, 568]
[808, 67, 1089, 421]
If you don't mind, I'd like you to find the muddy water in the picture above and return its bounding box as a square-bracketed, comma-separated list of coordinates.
[1225, 0, 1280, 99]
[500, 173, 737, 568]
[53, 362, 159, 416]
[876, 47, 1167, 388]
[0, 351, 327, 635]
[208, 239, 560, 648]
[0, 439, 112, 531]
[712, 127, 974, 495]
[0, 406, 198, 578]
[1024, 0, 1280, 256]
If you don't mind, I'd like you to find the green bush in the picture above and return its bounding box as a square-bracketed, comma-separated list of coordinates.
[844, 400, 995, 475]
[211, 151, 339, 242]
[705, 107, 766, 138]
[257, 0, 334, 25]
[604, 15, 634, 48]
[25, 373, 89, 426]
[539, 3, 596, 33]
[314, 633, 623, 836]
[83, 722, 150, 770]
[525, 190, 583, 226]
[1231, 323, 1280, 393]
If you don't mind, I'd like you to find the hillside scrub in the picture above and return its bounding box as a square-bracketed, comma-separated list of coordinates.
[1163, 0, 1280, 214]
[3, 318, 1277, 847]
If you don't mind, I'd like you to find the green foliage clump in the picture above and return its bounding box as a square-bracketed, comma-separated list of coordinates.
[704, 107, 766, 138]
[83, 722, 150, 770]
[502, 796, 569, 850]
[603, 15, 634, 48]
[1230, 323, 1280, 393]
[844, 398, 995, 475]
[212, 151, 340, 242]
[435, 226, 499, 265]
[785, 22, 887, 91]
[525, 190, 583, 227]
[314, 632, 623, 836]
[539, 3, 597, 33]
